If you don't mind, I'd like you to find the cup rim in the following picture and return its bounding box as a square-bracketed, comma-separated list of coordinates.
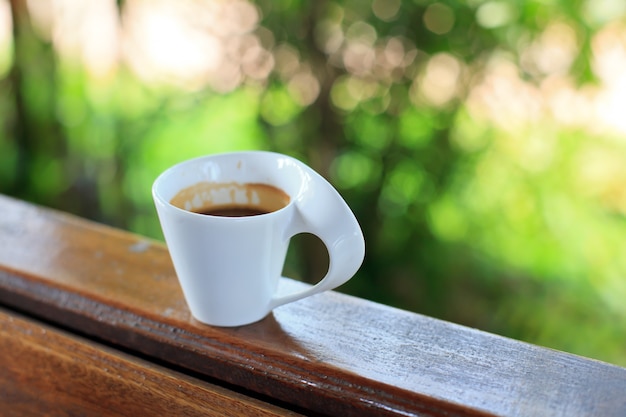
[152, 151, 302, 219]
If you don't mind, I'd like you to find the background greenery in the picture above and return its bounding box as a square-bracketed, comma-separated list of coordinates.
[2, 0, 626, 366]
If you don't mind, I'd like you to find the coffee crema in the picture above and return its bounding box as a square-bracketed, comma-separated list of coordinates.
[170, 182, 290, 218]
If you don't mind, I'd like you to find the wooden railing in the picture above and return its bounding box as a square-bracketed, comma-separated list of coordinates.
[0, 193, 625, 416]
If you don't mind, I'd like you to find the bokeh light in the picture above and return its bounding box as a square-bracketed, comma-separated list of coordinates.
[4, 0, 626, 366]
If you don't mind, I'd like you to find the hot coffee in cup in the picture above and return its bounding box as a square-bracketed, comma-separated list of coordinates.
[170, 182, 290, 217]
[153, 151, 365, 327]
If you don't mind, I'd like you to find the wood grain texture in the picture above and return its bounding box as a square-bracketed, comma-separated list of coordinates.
[0, 307, 300, 417]
[0, 194, 625, 416]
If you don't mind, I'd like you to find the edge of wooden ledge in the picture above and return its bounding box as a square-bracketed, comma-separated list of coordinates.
[1, 194, 625, 417]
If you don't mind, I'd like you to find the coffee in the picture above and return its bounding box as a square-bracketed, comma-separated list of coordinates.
[170, 182, 290, 217]
[196, 206, 270, 217]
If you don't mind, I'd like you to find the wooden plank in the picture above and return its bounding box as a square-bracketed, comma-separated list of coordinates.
[0, 194, 625, 416]
[0, 307, 300, 417]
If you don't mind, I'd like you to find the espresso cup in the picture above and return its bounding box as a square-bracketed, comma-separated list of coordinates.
[152, 151, 365, 326]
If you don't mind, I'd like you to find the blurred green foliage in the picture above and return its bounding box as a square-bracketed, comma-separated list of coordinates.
[2, 0, 626, 366]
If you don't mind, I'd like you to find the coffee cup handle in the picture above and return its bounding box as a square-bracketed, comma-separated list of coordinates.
[269, 168, 365, 310]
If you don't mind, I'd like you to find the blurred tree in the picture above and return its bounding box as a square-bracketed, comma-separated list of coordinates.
[2, 0, 626, 366]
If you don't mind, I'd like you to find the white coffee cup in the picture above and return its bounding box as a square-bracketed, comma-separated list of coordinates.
[152, 151, 365, 326]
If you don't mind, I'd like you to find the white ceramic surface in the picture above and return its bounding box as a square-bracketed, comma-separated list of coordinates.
[152, 151, 365, 326]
